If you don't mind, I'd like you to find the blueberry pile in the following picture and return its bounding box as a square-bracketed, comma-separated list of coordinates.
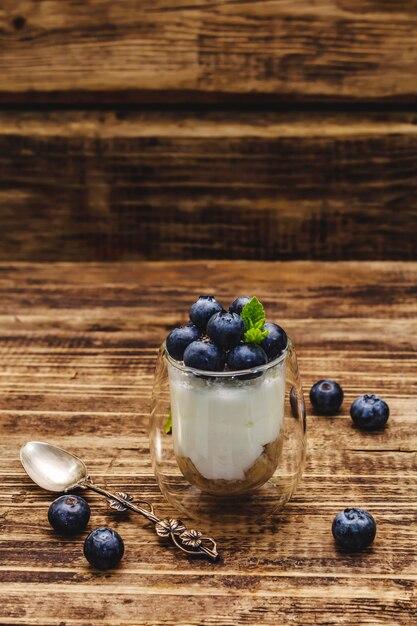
[48, 494, 124, 570]
[166, 295, 287, 372]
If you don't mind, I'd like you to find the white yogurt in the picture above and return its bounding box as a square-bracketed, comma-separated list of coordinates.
[168, 362, 285, 481]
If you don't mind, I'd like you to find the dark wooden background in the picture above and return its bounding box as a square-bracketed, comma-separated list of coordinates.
[0, 1, 416, 261]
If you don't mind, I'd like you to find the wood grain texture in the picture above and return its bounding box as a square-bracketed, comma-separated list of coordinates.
[1, 1, 417, 102]
[1, 110, 417, 262]
[0, 260, 416, 625]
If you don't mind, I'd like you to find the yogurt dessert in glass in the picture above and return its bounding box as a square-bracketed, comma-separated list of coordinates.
[150, 295, 306, 522]
[168, 349, 285, 495]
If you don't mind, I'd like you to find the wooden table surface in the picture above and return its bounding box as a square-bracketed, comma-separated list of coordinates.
[0, 261, 416, 626]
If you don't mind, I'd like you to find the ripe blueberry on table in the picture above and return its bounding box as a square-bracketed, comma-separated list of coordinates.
[350, 394, 389, 431]
[309, 379, 344, 415]
[83, 527, 125, 570]
[332, 508, 376, 552]
[189, 296, 222, 331]
[48, 495, 90, 535]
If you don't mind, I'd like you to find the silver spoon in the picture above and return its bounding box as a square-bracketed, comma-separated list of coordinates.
[20, 441, 218, 561]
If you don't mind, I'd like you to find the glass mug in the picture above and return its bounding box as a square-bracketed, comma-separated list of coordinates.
[149, 338, 306, 525]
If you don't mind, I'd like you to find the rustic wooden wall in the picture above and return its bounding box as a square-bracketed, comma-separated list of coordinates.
[2, 0, 417, 102]
[0, 1, 416, 261]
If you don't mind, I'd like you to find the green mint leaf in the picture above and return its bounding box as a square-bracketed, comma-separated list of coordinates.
[241, 296, 266, 332]
[164, 411, 172, 435]
[244, 327, 269, 345]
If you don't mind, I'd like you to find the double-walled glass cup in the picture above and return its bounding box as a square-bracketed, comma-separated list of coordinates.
[150, 338, 306, 524]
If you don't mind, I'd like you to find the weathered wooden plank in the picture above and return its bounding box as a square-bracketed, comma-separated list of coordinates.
[1, 1, 417, 101]
[0, 261, 415, 625]
[1, 591, 415, 626]
[1, 112, 417, 261]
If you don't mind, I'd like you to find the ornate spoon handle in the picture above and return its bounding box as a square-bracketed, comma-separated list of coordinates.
[75, 478, 219, 562]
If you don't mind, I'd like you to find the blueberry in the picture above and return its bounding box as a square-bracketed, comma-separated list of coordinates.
[83, 527, 124, 570]
[183, 340, 225, 371]
[260, 323, 287, 361]
[206, 311, 245, 349]
[229, 296, 251, 315]
[310, 379, 344, 415]
[227, 344, 267, 371]
[48, 495, 90, 535]
[166, 324, 200, 361]
[332, 508, 376, 552]
[189, 296, 223, 331]
[350, 394, 389, 431]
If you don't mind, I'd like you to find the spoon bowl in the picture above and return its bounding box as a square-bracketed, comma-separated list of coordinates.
[20, 441, 87, 492]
